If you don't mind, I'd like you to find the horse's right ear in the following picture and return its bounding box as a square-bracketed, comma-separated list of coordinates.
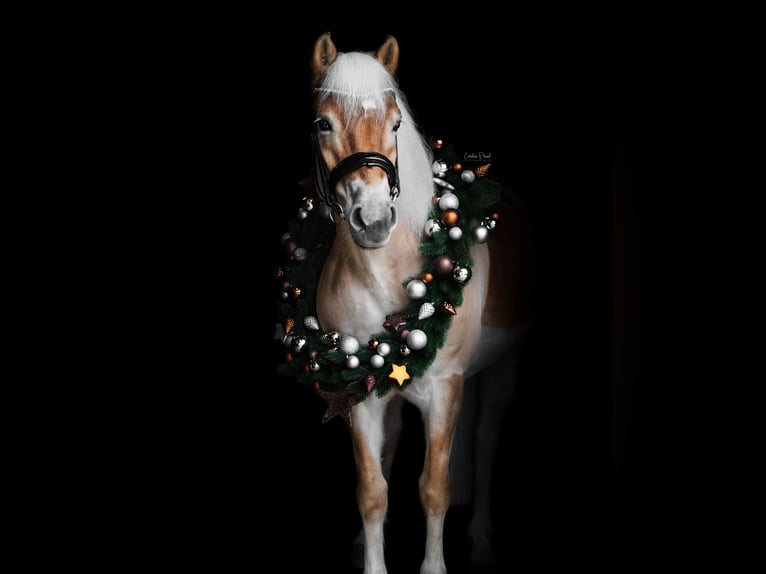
[311, 32, 337, 87]
[375, 35, 399, 75]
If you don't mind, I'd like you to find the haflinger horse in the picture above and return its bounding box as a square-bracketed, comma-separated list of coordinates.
[278, 32, 532, 574]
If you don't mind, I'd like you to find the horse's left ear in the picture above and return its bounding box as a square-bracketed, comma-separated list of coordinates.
[375, 35, 399, 75]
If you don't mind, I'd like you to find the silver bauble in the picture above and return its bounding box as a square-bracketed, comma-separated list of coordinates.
[448, 226, 463, 240]
[432, 159, 448, 177]
[339, 335, 360, 355]
[461, 169, 476, 183]
[424, 219, 442, 237]
[346, 354, 360, 369]
[406, 279, 427, 300]
[406, 329, 428, 350]
[472, 224, 489, 243]
[370, 354, 385, 368]
[433, 176, 455, 191]
[291, 335, 307, 352]
[438, 192, 460, 211]
[376, 342, 391, 357]
[453, 265, 472, 284]
[294, 247, 307, 261]
[321, 330, 340, 346]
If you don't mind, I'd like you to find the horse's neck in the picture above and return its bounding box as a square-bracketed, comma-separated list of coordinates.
[316, 121, 433, 337]
[317, 222, 423, 337]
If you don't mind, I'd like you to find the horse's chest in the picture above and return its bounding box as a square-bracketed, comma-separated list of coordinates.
[318, 282, 401, 337]
[317, 268, 406, 339]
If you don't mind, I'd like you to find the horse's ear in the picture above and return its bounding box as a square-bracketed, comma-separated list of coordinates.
[311, 32, 338, 87]
[375, 35, 399, 75]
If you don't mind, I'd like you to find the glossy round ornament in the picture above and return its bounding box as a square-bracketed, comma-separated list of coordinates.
[406, 279, 428, 300]
[406, 329, 428, 351]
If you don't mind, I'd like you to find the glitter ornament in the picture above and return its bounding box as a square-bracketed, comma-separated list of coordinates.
[418, 302, 436, 320]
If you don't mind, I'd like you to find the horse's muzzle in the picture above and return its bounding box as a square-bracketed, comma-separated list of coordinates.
[349, 204, 398, 248]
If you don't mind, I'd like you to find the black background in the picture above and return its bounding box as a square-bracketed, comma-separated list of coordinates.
[124, 21, 693, 573]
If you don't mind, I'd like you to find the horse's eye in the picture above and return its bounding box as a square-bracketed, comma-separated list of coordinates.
[393, 119, 402, 132]
[315, 118, 332, 132]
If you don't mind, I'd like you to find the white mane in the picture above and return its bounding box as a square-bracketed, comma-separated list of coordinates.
[315, 51, 435, 233]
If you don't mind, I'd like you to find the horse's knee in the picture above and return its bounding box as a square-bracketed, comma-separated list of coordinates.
[358, 477, 388, 522]
[419, 468, 450, 515]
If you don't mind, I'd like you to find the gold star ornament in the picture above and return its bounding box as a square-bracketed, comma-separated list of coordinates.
[388, 363, 411, 386]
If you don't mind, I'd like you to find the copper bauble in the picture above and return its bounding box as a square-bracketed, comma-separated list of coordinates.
[440, 209, 459, 227]
[433, 255, 454, 275]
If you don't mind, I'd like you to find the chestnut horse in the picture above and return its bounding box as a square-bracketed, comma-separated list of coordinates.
[306, 32, 531, 573]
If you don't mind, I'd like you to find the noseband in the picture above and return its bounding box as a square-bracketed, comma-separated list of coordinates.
[311, 108, 400, 218]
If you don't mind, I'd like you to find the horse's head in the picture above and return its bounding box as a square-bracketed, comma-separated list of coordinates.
[311, 33, 402, 249]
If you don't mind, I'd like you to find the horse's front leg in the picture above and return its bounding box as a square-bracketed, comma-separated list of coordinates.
[419, 372, 464, 574]
[351, 396, 390, 574]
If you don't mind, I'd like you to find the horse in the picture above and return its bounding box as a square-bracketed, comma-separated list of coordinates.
[276, 32, 532, 573]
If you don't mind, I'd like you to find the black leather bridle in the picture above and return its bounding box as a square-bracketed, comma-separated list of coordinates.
[311, 112, 400, 218]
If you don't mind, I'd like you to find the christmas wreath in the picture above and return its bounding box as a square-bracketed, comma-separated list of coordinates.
[274, 141, 502, 425]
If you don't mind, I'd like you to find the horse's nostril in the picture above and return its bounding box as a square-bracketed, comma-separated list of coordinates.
[390, 206, 397, 226]
[350, 206, 366, 231]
